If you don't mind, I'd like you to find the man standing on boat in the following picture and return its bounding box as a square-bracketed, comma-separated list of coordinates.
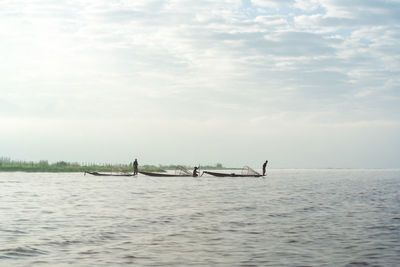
[133, 159, 138, 175]
[262, 160, 268, 176]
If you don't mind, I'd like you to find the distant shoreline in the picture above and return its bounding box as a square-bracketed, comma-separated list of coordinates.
[0, 168, 397, 173]
[0, 157, 233, 173]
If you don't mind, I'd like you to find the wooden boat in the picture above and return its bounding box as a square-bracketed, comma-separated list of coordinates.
[202, 171, 262, 177]
[202, 166, 263, 177]
[139, 171, 191, 177]
[85, 171, 135, 177]
[139, 166, 193, 177]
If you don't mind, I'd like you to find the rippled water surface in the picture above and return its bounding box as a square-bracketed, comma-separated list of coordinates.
[1, 169, 399, 266]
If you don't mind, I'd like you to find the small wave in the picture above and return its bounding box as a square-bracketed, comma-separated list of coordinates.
[123, 255, 137, 259]
[345, 261, 370, 266]
[0, 247, 47, 257]
[0, 229, 27, 234]
[131, 192, 144, 195]
[229, 221, 255, 227]
[248, 231, 263, 235]
[98, 231, 118, 241]
[78, 250, 99, 255]
[190, 212, 205, 218]
[41, 210, 54, 214]
[47, 239, 82, 246]
[268, 213, 290, 218]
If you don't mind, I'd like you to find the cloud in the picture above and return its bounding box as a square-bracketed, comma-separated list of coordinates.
[0, 0, 399, 167]
[296, 0, 400, 27]
[252, 0, 294, 8]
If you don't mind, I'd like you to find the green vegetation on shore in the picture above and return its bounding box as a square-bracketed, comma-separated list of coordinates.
[0, 157, 163, 173]
[0, 157, 227, 173]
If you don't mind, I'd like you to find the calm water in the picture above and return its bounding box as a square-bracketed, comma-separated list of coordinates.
[0, 169, 399, 266]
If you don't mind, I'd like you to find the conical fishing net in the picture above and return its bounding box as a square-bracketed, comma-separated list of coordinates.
[241, 166, 261, 176]
[175, 166, 191, 176]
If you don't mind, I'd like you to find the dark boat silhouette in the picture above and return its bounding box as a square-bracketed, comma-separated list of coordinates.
[139, 166, 192, 177]
[202, 166, 263, 177]
[85, 171, 135, 177]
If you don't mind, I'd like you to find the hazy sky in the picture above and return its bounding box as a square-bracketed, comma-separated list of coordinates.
[1, 0, 399, 168]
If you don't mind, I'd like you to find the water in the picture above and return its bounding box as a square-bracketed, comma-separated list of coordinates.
[1, 169, 399, 266]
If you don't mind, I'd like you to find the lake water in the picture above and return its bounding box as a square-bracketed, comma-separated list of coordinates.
[0, 169, 399, 266]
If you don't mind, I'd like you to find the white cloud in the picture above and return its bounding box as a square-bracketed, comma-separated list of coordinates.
[1, 0, 399, 167]
[252, 0, 294, 8]
[294, 0, 321, 11]
[255, 15, 288, 27]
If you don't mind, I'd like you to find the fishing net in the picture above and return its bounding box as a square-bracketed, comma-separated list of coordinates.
[241, 166, 261, 176]
[175, 166, 191, 176]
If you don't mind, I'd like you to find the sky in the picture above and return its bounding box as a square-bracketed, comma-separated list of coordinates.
[1, 0, 399, 168]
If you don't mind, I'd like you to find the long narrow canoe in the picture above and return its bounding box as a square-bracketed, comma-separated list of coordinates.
[203, 166, 264, 177]
[85, 171, 135, 177]
[139, 171, 191, 177]
[202, 171, 262, 177]
[139, 165, 194, 177]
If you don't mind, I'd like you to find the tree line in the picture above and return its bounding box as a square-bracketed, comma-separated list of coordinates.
[0, 157, 226, 172]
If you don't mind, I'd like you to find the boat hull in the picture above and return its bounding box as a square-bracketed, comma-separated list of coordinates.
[139, 171, 191, 177]
[202, 171, 262, 177]
[85, 171, 135, 177]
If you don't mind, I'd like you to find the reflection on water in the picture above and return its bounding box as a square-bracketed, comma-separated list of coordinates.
[0, 169, 399, 266]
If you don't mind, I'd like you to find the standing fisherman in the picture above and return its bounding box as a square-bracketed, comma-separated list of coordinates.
[262, 160, 268, 176]
[133, 158, 138, 175]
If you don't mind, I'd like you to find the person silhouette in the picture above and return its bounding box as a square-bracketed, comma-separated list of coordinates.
[262, 160, 268, 176]
[133, 159, 138, 175]
[193, 166, 199, 177]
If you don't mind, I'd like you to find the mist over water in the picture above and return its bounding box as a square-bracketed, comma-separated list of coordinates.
[1, 169, 399, 266]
